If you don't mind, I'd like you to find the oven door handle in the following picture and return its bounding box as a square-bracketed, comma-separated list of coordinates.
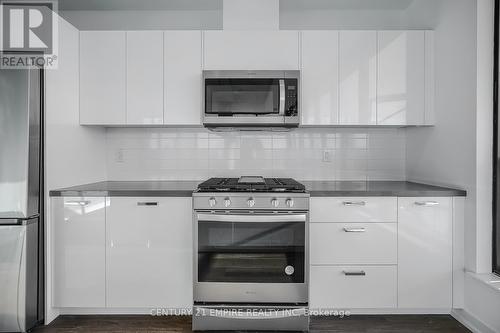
[197, 213, 307, 223]
[196, 307, 307, 320]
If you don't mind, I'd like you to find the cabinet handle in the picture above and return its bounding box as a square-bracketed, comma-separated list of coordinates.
[343, 227, 366, 233]
[414, 201, 439, 206]
[137, 202, 159, 206]
[342, 201, 366, 206]
[65, 200, 91, 206]
[343, 270, 366, 276]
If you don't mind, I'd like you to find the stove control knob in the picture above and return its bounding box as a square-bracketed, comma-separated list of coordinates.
[224, 198, 231, 207]
[208, 197, 217, 207]
[271, 198, 279, 208]
[247, 198, 255, 208]
[285, 199, 294, 208]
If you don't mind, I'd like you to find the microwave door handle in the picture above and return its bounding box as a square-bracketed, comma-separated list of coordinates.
[279, 79, 285, 116]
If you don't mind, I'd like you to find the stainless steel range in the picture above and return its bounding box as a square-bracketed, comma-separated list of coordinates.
[192, 176, 310, 332]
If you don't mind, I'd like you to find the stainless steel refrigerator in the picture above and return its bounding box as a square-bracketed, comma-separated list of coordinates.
[0, 68, 44, 332]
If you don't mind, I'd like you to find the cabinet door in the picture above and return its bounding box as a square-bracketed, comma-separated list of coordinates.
[339, 31, 377, 125]
[126, 31, 164, 125]
[80, 31, 126, 125]
[398, 197, 452, 308]
[377, 31, 425, 125]
[164, 31, 202, 125]
[203, 31, 300, 70]
[301, 31, 339, 126]
[424, 30, 435, 125]
[106, 197, 192, 308]
[52, 197, 106, 307]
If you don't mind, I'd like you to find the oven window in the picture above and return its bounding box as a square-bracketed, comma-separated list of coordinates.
[198, 221, 305, 283]
[205, 79, 280, 115]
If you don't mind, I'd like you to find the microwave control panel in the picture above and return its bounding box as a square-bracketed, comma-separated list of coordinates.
[284, 79, 298, 116]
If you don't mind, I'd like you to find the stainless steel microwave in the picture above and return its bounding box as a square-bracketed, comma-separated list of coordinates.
[203, 70, 300, 128]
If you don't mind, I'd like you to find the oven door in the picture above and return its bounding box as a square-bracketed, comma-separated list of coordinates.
[194, 212, 308, 303]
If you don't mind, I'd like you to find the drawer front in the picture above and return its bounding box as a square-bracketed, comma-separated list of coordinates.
[310, 265, 397, 309]
[310, 197, 397, 223]
[310, 223, 397, 264]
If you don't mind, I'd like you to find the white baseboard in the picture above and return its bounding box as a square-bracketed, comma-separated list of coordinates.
[55, 307, 451, 316]
[451, 308, 497, 333]
[343, 308, 451, 315]
[58, 308, 164, 315]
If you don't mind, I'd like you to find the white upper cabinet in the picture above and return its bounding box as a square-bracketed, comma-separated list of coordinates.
[106, 197, 192, 308]
[80, 31, 126, 125]
[52, 197, 106, 307]
[301, 31, 339, 126]
[398, 197, 453, 308]
[164, 31, 202, 125]
[424, 31, 435, 125]
[339, 31, 377, 125]
[203, 31, 300, 70]
[377, 31, 425, 125]
[78, 29, 434, 127]
[126, 31, 164, 125]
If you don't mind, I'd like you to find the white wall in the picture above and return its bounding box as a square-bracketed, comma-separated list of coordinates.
[463, 273, 500, 333]
[406, 0, 477, 268]
[404, 0, 500, 331]
[475, 0, 494, 278]
[461, 1, 500, 332]
[223, 0, 279, 30]
[106, 128, 406, 181]
[45, 15, 107, 323]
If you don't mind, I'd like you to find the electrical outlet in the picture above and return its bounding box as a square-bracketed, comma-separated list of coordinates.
[323, 150, 333, 163]
[116, 149, 124, 163]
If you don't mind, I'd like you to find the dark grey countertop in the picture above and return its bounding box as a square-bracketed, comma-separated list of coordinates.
[49, 180, 466, 197]
[49, 181, 200, 197]
[302, 181, 466, 197]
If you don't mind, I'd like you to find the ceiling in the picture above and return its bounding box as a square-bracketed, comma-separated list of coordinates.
[280, 0, 415, 11]
[58, 0, 223, 11]
[58, 0, 415, 12]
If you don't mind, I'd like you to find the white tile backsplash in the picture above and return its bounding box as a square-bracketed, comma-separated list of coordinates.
[106, 128, 406, 181]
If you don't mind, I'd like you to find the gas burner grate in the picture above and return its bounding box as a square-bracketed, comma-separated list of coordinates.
[196, 177, 306, 193]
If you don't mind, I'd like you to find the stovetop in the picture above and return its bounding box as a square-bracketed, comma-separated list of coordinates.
[196, 177, 306, 193]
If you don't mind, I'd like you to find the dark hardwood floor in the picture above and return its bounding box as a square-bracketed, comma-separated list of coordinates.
[31, 315, 471, 333]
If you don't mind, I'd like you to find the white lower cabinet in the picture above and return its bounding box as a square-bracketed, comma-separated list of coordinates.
[397, 197, 453, 309]
[52, 194, 456, 311]
[53, 197, 106, 307]
[310, 265, 397, 309]
[52, 196, 192, 309]
[309, 196, 455, 311]
[106, 197, 192, 308]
